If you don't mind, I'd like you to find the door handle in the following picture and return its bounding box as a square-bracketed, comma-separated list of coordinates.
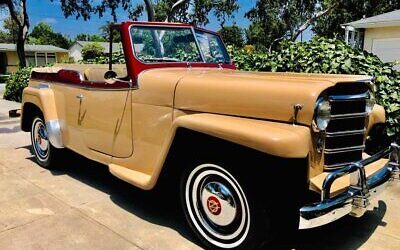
[76, 94, 84, 100]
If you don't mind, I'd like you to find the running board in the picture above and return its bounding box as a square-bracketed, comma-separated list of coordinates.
[109, 164, 152, 190]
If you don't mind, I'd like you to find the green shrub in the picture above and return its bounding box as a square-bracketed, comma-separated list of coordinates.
[229, 37, 400, 142]
[81, 43, 105, 61]
[3, 67, 32, 102]
[80, 51, 125, 64]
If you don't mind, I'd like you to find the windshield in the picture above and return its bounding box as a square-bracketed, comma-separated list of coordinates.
[194, 30, 230, 64]
[131, 26, 230, 64]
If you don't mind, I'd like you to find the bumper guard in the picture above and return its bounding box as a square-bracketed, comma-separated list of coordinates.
[299, 143, 400, 229]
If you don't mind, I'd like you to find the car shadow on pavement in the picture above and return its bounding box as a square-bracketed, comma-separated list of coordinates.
[269, 201, 387, 249]
[0, 125, 21, 133]
[25, 147, 387, 250]
[25, 147, 203, 247]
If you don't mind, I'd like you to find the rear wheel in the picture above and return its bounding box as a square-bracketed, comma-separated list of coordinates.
[30, 116, 64, 169]
[181, 163, 271, 249]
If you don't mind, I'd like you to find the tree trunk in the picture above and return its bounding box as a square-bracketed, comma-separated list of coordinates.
[16, 30, 26, 67]
[143, 0, 156, 21]
[291, 3, 338, 41]
[4, 0, 30, 68]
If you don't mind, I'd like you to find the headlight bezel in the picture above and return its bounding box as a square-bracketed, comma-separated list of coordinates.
[313, 97, 331, 131]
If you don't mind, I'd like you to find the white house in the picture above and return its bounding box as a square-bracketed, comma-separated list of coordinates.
[342, 9, 400, 70]
[69, 41, 122, 61]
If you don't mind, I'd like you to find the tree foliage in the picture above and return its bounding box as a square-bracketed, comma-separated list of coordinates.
[0, 16, 19, 43]
[218, 25, 244, 47]
[55, 0, 239, 27]
[99, 21, 121, 42]
[153, 0, 239, 26]
[81, 43, 105, 61]
[75, 33, 106, 42]
[314, 0, 400, 38]
[245, 0, 320, 48]
[28, 22, 71, 49]
[229, 37, 400, 141]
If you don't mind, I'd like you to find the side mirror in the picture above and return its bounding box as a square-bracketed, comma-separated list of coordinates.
[104, 70, 117, 80]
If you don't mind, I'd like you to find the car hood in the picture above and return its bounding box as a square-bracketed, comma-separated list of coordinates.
[139, 68, 371, 126]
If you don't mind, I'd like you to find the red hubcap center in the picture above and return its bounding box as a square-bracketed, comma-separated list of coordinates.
[207, 196, 221, 215]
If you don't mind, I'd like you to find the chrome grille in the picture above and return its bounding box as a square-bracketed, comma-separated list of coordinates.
[324, 86, 369, 170]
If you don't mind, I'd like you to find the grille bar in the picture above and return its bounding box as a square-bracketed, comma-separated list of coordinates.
[323, 83, 369, 171]
[329, 92, 369, 101]
[331, 112, 368, 120]
[326, 129, 366, 137]
[324, 145, 365, 154]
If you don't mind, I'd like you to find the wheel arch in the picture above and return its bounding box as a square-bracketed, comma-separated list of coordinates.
[21, 87, 64, 148]
[21, 102, 43, 132]
[156, 125, 309, 193]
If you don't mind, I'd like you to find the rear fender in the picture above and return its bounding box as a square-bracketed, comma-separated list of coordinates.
[22, 86, 63, 148]
[22, 86, 58, 121]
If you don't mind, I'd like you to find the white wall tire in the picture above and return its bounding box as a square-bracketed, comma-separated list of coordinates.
[181, 163, 269, 249]
[30, 116, 63, 169]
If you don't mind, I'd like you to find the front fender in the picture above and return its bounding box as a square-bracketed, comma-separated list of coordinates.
[367, 104, 385, 133]
[173, 113, 312, 158]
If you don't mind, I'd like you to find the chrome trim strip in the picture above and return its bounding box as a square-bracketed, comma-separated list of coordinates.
[299, 144, 399, 230]
[324, 145, 365, 154]
[329, 92, 368, 101]
[30, 80, 137, 91]
[326, 129, 366, 137]
[45, 120, 64, 148]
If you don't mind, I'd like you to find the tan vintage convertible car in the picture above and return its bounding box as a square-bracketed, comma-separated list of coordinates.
[21, 21, 399, 249]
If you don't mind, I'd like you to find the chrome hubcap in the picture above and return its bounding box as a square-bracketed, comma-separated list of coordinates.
[185, 164, 250, 248]
[32, 119, 49, 161]
[201, 182, 237, 226]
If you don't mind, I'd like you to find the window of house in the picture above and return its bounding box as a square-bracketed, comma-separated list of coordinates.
[46, 53, 56, 65]
[36, 53, 46, 66]
[26, 52, 36, 66]
[25, 52, 58, 67]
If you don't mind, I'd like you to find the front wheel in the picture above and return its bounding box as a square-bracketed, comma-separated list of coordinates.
[30, 116, 64, 169]
[181, 163, 270, 249]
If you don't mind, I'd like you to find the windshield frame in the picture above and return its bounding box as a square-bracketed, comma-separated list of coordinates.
[129, 24, 231, 65]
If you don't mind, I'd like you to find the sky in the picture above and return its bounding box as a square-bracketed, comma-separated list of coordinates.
[0, 0, 312, 41]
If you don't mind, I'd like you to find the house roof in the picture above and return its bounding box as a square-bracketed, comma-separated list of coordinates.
[72, 41, 122, 54]
[343, 9, 400, 29]
[0, 43, 68, 53]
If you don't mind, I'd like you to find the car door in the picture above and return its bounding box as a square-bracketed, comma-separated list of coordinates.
[79, 68, 133, 158]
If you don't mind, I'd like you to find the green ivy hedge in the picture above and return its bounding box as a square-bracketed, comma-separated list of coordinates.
[3, 67, 32, 102]
[229, 37, 400, 142]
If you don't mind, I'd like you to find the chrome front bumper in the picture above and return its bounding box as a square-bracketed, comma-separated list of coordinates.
[299, 143, 400, 230]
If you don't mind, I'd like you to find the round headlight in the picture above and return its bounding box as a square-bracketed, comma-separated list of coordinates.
[366, 90, 376, 114]
[314, 99, 331, 131]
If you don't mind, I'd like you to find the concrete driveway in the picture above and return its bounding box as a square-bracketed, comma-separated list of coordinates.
[0, 98, 399, 250]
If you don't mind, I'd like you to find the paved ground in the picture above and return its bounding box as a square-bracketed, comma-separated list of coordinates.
[0, 97, 399, 249]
